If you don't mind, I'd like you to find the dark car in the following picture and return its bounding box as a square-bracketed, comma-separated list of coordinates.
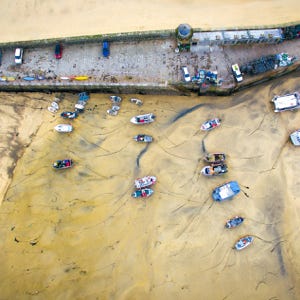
[102, 41, 110, 57]
[55, 43, 63, 59]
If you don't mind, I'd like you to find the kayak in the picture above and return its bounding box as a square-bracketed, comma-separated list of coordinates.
[23, 76, 35, 81]
[74, 76, 89, 81]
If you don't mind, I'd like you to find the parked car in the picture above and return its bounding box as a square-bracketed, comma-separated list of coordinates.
[14, 48, 23, 64]
[181, 66, 191, 82]
[102, 41, 110, 57]
[55, 43, 63, 59]
[231, 63, 243, 82]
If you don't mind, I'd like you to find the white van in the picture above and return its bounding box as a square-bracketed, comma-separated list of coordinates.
[15, 48, 23, 64]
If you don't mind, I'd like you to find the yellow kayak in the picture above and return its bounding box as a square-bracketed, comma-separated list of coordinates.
[74, 76, 89, 81]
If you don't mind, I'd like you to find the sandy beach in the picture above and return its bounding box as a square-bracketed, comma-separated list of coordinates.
[0, 1, 300, 299]
[0, 71, 300, 299]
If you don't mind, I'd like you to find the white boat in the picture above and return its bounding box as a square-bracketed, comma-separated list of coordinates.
[130, 98, 143, 106]
[54, 124, 73, 133]
[134, 176, 156, 189]
[130, 113, 155, 124]
[48, 106, 57, 113]
[271, 92, 300, 112]
[290, 129, 300, 146]
[234, 236, 253, 251]
[51, 101, 59, 110]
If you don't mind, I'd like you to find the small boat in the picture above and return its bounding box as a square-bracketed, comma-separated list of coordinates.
[107, 109, 118, 116]
[53, 159, 73, 170]
[290, 129, 300, 146]
[6, 77, 16, 82]
[130, 113, 155, 125]
[271, 92, 300, 112]
[234, 236, 254, 251]
[54, 124, 73, 133]
[201, 118, 221, 131]
[131, 188, 154, 198]
[78, 92, 90, 101]
[75, 103, 85, 113]
[36, 75, 46, 80]
[134, 176, 156, 189]
[0, 77, 7, 82]
[225, 216, 244, 229]
[130, 98, 143, 106]
[74, 76, 89, 81]
[51, 101, 59, 110]
[60, 76, 71, 80]
[110, 95, 122, 103]
[203, 153, 226, 164]
[201, 163, 228, 176]
[23, 76, 35, 81]
[212, 181, 240, 202]
[133, 134, 153, 143]
[60, 111, 78, 119]
[48, 106, 57, 113]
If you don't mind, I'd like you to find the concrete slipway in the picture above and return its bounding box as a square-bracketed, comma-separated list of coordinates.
[0, 37, 300, 95]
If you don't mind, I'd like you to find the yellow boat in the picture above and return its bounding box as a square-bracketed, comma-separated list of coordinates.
[6, 77, 16, 82]
[74, 76, 89, 81]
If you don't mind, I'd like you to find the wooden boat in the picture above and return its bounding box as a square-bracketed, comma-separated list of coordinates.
[130, 98, 143, 106]
[53, 159, 73, 169]
[212, 181, 240, 202]
[134, 176, 156, 189]
[74, 76, 89, 81]
[60, 111, 78, 119]
[54, 124, 73, 133]
[201, 163, 228, 176]
[130, 113, 155, 124]
[201, 118, 221, 131]
[133, 134, 153, 143]
[234, 236, 253, 251]
[203, 153, 226, 164]
[225, 216, 244, 229]
[131, 188, 154, 198]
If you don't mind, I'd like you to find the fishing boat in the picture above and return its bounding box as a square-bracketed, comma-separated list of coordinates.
[54, 124, 73, 133]
[203, 153, 226, 164]
[60, 111, 78, 119]
[225, 216, 244, 229]
[51, 101, 59, 110]
[201, 163, 228, 176]
[133, 134, 153, 143]
[271, 92, 300, 112]
[6, 77, 16, 82]
[130, 98, 143, 106]
[75, 104, 85, 113]
[48, 106, 57, 113]
[131, 188, 154, 198]
[130, 113, 155, 124]
[290, 129, 300, 146]
[0, 77, 6, 82]
[134, 176, 156, 189]
[53, 159, 73, 169]
[201, 118, 221, 131]
[212, 181, 240, 202]
[107, 109, 118, 116]
[60, 76, 71, 80]
[234, 236, 254, 251]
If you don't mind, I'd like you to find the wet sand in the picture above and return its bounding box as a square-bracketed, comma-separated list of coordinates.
[0, 0, 300, 42]
[0, 72, 300, 299]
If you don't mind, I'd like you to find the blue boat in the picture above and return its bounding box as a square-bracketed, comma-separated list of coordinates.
[234, 236, 253, 251]
[61, 111, 78, 119]
[23, 76, 35, 81]
[212, 181, 240, 202]
[225, 216, 244, 228]
[131, 188, 153, 198]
